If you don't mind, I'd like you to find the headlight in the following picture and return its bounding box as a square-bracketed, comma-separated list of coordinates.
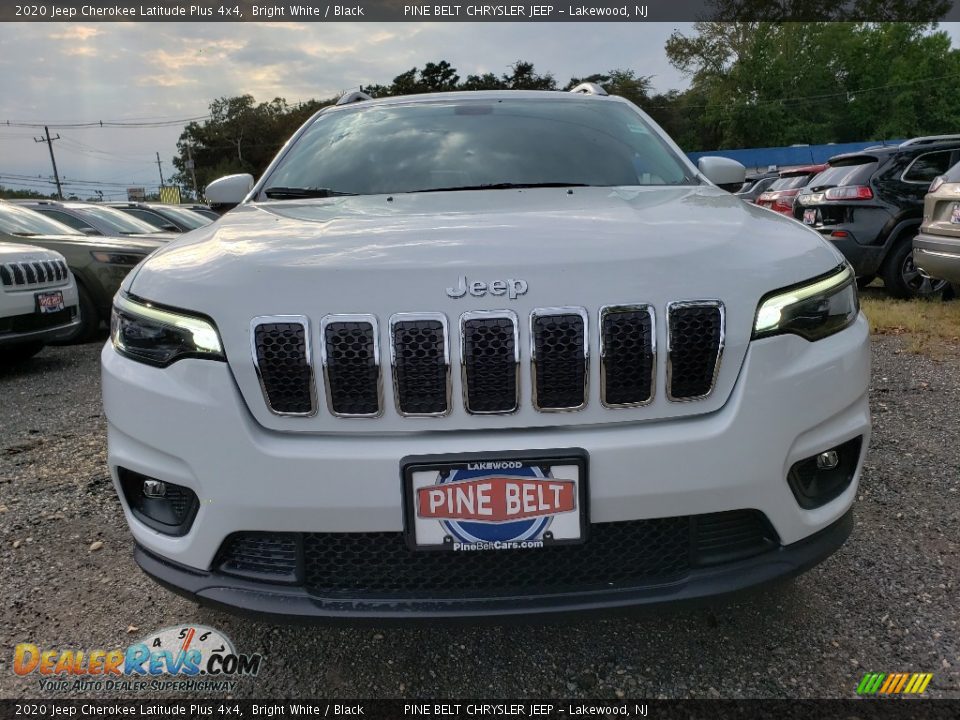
[111, 293, 224, 367]
[753, 265, 858, 341]
[91, 251, 146, 265]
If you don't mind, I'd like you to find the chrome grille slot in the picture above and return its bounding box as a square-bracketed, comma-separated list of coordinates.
[251, 317, 316, 416]
[390, 313, 450, 417]
[530, 307, 588, 411]
[667, 301, 724, 401]
[460, 310, 519, 414]
[321, 315, 381, 417]
[600, 305, 655, 407]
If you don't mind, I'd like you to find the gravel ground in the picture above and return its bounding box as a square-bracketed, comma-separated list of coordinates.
[0, 334, 957, 700]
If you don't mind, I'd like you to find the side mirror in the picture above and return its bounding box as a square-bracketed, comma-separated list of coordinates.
[204, 173, 254, 205]
[698, 157, 746, 193]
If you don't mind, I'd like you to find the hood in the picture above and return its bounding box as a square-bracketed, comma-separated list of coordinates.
[18, 233, 168, 253]
[129, 186, 846, 434]
[0, 241, 65, 262]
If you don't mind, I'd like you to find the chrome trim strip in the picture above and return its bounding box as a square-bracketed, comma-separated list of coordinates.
[460, 309, 520, 415]
[598, 304, 656, 409]
[389, 312, 451, 418]
[319, 313, 383, 418]
[250, 315, 318, 418]
[529, 306, 589, 413]
[665, 300, 725, 403]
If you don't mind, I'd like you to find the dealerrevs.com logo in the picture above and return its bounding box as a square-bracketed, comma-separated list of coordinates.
[13, 625, 263, 693]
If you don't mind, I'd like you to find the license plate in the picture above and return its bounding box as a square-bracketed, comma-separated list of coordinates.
[403, 451, 588, 551]
[803, 209, 818, 226]
[951, 204, 960, 224]
[35, 290, 64, 314]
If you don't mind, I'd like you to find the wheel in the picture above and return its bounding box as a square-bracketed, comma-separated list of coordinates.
[0, 341, 45, 364]
[881, 236, 950, 299]
[856, 274, 876, 290]
[51, 282, 100, 345]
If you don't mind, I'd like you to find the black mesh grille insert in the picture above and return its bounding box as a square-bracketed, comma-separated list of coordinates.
[323, 320, 380, 416]
[601, 308, 654, 406]
[0, 266, 12, 286]
[218, 533, 299, 583]
[392, 319, 448, 415]
[253, 322, 314, 415]
[462, 315, 518, 413]
[532, 312, 587, 410]
[209, 510, 777, 599]
[668, 303, 723, 400]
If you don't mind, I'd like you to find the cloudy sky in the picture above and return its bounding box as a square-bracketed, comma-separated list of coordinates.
[0, 22, 694, 198]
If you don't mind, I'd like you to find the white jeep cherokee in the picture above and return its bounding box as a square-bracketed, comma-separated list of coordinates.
[2, 242, 79, 362]
[101, 88, 870, 620]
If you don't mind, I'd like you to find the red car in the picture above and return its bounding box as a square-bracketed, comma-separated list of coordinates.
[756, 164, 828, 216]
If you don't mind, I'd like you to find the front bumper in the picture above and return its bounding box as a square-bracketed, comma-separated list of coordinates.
[135, 507, 853, 622]
[914, 232, 960, 285]
[1, 280, 80, 346]
[102, 314, 871, 618]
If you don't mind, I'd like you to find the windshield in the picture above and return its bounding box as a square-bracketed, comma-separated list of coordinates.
[156, 206, 211, 229]
[808, 159, 879, 189]
[0, 203, 83, 236]
[769, 175, 812, 191]
[70, 205, 163, 235]
[263, 98, 697, 196]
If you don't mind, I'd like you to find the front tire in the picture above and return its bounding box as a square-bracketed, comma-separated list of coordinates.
[881, 236, 949, 299]
[52, 282, 99, 345]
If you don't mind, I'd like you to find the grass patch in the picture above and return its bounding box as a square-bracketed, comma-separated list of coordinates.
[860, 296, 960, 356]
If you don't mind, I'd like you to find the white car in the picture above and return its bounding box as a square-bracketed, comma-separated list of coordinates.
[1, 242, 80, 362]
[101, 87, 871, 620]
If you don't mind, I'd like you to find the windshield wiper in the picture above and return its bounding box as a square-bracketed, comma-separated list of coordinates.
[12, 232, 40, 237]
[410, 182, 589, 193]
[262, 186, 358, 199]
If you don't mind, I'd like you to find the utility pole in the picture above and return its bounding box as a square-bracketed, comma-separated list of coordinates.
[34, 126, 63, 200]
[186, 144, 199, 201]
[155, 151, 165, 188]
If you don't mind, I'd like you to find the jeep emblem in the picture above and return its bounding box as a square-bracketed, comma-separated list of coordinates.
[446, 275, 528, 299]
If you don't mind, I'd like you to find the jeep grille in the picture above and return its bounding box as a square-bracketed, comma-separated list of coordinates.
[250, 302, 724, 418]
[1, 259, 69, 288]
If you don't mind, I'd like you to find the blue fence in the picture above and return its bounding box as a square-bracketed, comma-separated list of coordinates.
[687, 140, 904, 171]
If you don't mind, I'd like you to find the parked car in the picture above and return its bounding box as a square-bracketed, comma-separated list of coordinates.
[103, 87, 870, 621]
[795, 136, 960, 297]
[1, 242, 80, 362]
[14, 200, 176, 241]
[735, 173, 778, 202]
[913, 159, 960, 287]
[183, 205, 221, 222]
[755, 165, 827, 216]
[107, 202, 213, 233]
[0, 202, 166, 342]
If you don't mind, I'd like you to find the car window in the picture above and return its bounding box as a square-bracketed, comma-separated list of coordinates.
[0, 203, 83, 236]
[69, 205, 161, 234]
[903, 150, 955, 184]
[264, 98, 697, 196]
[156, 206, 210, 229]
[35, 208, 101, 234]
[769, 175, 811, 191]
[122, 208, 171, 229]
[808, 160, 879, 189]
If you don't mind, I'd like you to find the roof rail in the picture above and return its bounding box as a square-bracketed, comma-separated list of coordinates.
[569, 82, 608, 97]
[899, 134, 960, 148]
[336, 90, 373, 106]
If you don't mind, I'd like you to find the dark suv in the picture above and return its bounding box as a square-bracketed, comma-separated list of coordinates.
[794, 137, 960, 297]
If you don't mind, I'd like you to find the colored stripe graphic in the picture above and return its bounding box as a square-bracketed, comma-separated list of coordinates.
[857, 672, 932, 695]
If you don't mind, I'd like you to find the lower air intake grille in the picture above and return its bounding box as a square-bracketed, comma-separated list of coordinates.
[461, 312, 518, 414]
[391, 317, 449, 416]
[214, 510, 778, 598]
[322, 317, 380, 416]
[667, 302, 724, 400]
[600, 306, 655, 407]
[253, 321, 314, 415]
[531, 309, 587, 410]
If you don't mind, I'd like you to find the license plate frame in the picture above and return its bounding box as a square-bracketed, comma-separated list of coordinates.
[35, 290, 65, 314]
[402, 449, 589, 552]
[950, 203, 960, 224]
[802, 208, 818, 226]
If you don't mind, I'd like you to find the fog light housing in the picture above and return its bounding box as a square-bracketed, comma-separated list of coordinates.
[117, 468, 199, 537]
[788, 437, 862, 509]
